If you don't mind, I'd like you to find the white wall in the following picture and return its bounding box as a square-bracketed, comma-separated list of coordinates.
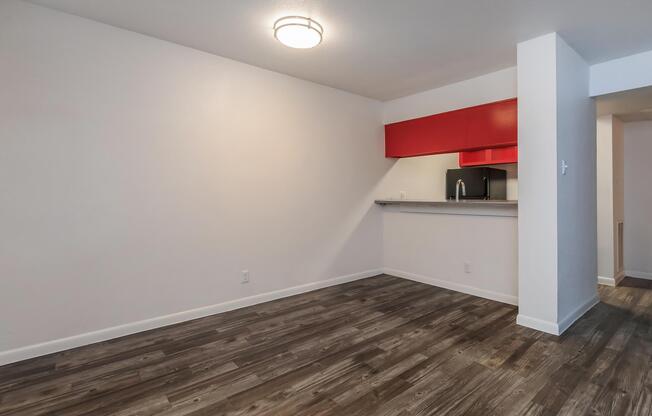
[596, 117, 614, 280]
[383, 67, 517, 124]
[377, 154, 518, 201]
[555, 35, 598, 326]
[596, 115, 624, 283]
[377, 154, 459, 201]
[590, 50, 652, 97]
[517, 34, 560, 330]
[377, 69, 519, 305]
[517, 33, 598, 335]
[624, 121, 652, 279]
[613, 118, 625, 274]
[0, 0, 391, 362]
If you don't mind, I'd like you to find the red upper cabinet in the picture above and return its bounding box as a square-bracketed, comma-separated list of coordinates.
[459, 146, 518, 167]
[384, 107, 467, 158]
[385, 98, 517, 158]
[465, 99, 517, 150]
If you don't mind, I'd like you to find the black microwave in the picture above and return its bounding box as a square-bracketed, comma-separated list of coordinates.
[445, 167, 507, 200]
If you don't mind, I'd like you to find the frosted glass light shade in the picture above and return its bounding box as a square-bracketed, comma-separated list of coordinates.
[274, 16, 323, 49]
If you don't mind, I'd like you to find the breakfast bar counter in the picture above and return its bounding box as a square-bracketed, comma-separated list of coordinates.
[375, 199, 518, 217]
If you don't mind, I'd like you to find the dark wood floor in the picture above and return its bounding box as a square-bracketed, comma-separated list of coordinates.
[1, 275, 651, 416]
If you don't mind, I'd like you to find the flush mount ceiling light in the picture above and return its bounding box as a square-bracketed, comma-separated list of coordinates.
[274, 16, 323, 49]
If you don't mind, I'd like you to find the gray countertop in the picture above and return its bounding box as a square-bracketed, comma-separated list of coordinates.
[375, 199, 518, 208]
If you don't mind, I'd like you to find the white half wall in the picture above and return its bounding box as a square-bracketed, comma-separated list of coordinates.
[517, 33, 598, 335]
[624, 121, 652, 278]
[382, 207, 518, 305]
[0, 0, 391, 364]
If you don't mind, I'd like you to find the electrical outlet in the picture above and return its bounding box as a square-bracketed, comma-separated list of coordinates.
[241, 270, 250, 284]
[399, 191, 407, 200]
[464, 262, 471, 274]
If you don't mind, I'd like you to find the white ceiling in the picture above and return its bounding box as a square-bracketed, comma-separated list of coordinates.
[27, 0, 652, 101]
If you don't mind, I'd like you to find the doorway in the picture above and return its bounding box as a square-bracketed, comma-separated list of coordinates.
[595, 86, 652, 287]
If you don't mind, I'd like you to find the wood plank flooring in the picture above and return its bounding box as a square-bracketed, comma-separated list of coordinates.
[1, 275, 651, 415]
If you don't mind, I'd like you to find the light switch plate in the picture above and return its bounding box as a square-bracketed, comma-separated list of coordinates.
[561, 160, 568, 175]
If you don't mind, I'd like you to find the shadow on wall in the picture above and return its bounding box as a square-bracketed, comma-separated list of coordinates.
[320, 157, 399, 280]
[328, 203, 385, 278]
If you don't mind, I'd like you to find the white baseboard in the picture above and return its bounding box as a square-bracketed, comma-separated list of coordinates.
[626, 270, 652, 280]
[516, 314, 560, 335]
[557, 294, 600, 335]
[0, 269, 382, 367]
[517, 294, 599, 336]
[382, 268, 518, 306]
[598, 271, 625, 287]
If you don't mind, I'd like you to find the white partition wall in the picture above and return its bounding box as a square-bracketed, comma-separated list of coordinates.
[517, 33, 560, 332]
[517, 33, 599, 335]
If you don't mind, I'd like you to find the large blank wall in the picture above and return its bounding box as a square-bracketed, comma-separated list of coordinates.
[624, 121, 652, 277]
[0, 0, 390, 355]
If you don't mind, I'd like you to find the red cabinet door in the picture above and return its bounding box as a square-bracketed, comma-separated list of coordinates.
[385, 108, 467, 157]
[466, 98, 517, 150]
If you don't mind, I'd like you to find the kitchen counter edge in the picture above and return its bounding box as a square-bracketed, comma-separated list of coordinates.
[375, 199, 518, 208]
